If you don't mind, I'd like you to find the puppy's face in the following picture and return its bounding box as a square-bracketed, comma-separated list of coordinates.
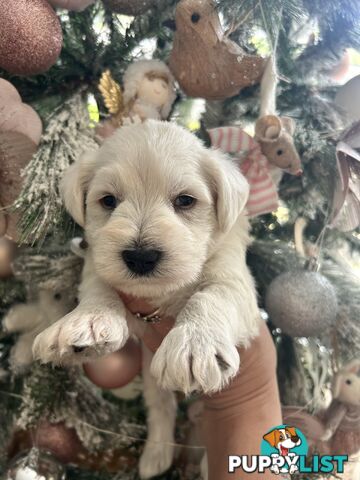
[263, 427, 301, 455]
[61, 121, 248, 297]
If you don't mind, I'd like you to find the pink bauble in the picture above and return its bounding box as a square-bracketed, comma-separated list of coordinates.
[1, 103, 42, 145]
[48, 0, 95, 11]
[84, 338, 142, 389]
[0, 0, 62, 75]
[0, 79, 22, 107]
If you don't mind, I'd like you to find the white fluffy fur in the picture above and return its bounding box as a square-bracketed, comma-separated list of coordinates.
[33, 120, 260, 478]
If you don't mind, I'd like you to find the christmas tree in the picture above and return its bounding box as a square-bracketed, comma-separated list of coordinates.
[0, 0, 360, 479]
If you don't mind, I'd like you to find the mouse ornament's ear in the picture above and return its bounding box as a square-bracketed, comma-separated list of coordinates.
[255, 115, 282, 142]
[60, 150, 98, 227]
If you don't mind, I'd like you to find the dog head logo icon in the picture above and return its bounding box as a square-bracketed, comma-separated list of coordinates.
[263, 426, 301, 456]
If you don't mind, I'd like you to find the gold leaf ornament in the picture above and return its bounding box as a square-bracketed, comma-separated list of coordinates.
[98, 70, 124, 116]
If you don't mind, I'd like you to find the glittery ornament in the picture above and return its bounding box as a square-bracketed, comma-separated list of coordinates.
[84, 338, 142, 389]
[0, 0, 62, 75]
[169, 0, 265, 100]
[48, 0, 95, 11]
[5, 448, 66, 480]
[265, 271, 338, 337]
[0, 202, 6, 237]
[0, 236, 16, 278]
[101, 0, 156, 15]
[0, 133, 39, 241]
[0, 80, 42, 241]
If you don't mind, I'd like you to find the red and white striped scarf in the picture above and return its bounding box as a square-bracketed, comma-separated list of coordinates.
[208, 126, 279, 217]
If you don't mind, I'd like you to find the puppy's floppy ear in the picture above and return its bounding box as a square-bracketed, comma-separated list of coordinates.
[285, 426, 297, 437]
[204, 149, 249, 233]
[263, 430, 277, 447]
[60, 149, 98, 227]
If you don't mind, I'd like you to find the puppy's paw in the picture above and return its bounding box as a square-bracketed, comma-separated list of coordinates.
[139, 442, 174, 479]
[33, 307, 129, 364]
[150, 324, 239, 394]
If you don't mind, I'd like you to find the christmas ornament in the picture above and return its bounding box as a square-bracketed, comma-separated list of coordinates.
[5, 448, 66, 480]
[255, 57, 302, 176]
[101, 0, 156, 16]
[0, 0, 62, 75]
[0, 201, 7, 237]
[0, 80, 43, 145]
[283, 360, 360, 457]
[0, 236, 17, 278]
[48, 0, 95, 11]
[0, 81, 42, 241]
[330, 49, 351, 83]
[97, 60, 176, 137]
[208, 60, 301, 216]
[335, 74, 360, 123]
[254, 115, 302, 176]
[6, 424, 82, 471]
[3, 286, 76, 373]
[265, 271, 338, 337]
[208, 127, 279, 217]
[12, 93, 97, 244]
[330, 121, 360, 232]
[169, 0, 265, 100]
[84, 338, 142, 389]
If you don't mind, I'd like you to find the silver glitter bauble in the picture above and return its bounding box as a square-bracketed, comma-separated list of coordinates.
[265, 271, 338, 337]
[5, 448, 66, 480]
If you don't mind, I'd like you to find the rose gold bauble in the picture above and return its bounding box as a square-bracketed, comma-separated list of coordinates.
[0, 132, 39, 241]
[0, 203, 6, 238]
[0, 236, 16, 278]
[84, 338, 142, 389]
[0, 79, 22, 107]
[8, 422, 137, 472]
[0, 80, 42, 241]
[102, 0, 156, 16]
[0, 0, 63, 75]
[48, 0, 95, 11]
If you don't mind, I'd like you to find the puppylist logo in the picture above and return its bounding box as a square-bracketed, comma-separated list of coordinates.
[228, 424, 348, 475]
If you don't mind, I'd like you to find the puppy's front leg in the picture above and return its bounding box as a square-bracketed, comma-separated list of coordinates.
[33, 255, 128, 365]
[151, 276, 259, 394]
[139, 344, 176, 479]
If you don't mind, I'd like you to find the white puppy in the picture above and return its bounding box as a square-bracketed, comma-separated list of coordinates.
[33, 120, 260, 478]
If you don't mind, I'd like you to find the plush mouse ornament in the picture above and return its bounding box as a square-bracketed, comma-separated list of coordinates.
[255, 115, 302, 176]
[208, 57, 302, 217]
[3, 288, 77, 373]
[283, 360, 360, 457]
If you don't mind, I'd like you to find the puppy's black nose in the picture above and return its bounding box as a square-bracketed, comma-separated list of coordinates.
[122, 248, 162, 275]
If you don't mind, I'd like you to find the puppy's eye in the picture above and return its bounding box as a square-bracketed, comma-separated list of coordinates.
[54, 293, 62, 300]
[173, 195, 196, 210]
[100, 195, 118, 210]
[346, 379, 352, 385]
